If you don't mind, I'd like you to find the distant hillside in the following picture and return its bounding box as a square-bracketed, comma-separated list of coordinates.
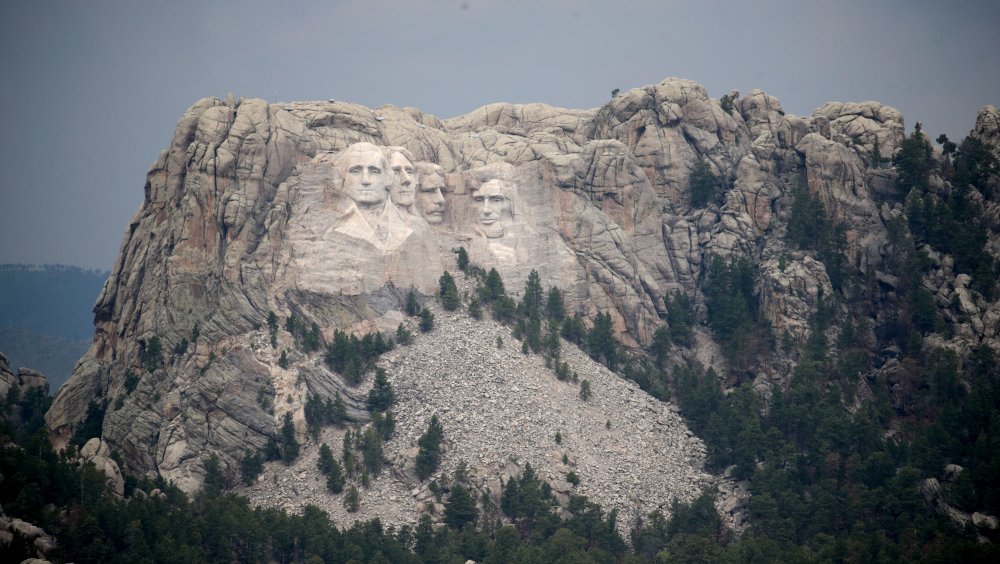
[0, 264, 107, 340]
[0, 326, 88, 391]
[0, 264, 106, 391]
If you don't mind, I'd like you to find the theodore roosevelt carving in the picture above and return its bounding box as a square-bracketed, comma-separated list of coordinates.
[416, 161, 447, 225]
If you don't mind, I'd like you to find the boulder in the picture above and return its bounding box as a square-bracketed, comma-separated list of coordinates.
[79, 438, 125, 497]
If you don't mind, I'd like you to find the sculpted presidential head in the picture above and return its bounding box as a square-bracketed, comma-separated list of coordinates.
[472, 178, 516, 238]
[334, 142, 391, 209]
[416, 162, 447, 224]
[383, 146, 417, 211]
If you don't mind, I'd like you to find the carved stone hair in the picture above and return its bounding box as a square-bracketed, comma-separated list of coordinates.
[333, 142, 389, 172]
[381, 145, 416, 165]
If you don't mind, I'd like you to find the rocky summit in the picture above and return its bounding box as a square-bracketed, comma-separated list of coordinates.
[43, 78, 1000, 532]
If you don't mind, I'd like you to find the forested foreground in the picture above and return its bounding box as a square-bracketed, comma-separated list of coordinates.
[3, 411, 691, 563]
[4, 340, 998, 563]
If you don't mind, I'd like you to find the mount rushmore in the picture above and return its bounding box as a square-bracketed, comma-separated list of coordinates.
[42, 77, 1000, 521]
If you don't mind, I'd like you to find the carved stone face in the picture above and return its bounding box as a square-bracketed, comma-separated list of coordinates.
[388, 152, 416, 208]
[340, 147, 390, 208]
[473, 179, 511, 238]
[417, 166, 447, 224]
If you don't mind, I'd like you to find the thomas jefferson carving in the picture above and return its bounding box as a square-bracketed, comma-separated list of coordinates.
[383, 146, 417, 215]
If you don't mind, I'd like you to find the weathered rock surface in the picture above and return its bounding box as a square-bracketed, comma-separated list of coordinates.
[813, 101, 905, 158]
[972, 105, 1000, 157]
[1, 352, 50, 428]
[0, 503, 58, 561]
[240, 293, 737, 536]
[921, 468, 1000, 542]
[0, 352, 49, 398]
[78, 438, 126, 497]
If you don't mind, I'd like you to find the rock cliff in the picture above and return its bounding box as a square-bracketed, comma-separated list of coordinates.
[44, 77, 999, 514]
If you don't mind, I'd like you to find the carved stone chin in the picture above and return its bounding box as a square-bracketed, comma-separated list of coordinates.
[480, 222, 505, 238]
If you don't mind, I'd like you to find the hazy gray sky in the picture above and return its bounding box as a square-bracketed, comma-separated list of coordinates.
[2, 0, 998, 269]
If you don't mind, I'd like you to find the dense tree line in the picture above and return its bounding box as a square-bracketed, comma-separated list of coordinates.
[785, 185, 850, 290]
[1, 415, 649, 563]
[903, 134, 999, 298]
[323, 329, 394, 385]
[703, 254, 773, 380]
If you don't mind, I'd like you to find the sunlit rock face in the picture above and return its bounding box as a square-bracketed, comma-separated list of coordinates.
[47, 78, 925, 490]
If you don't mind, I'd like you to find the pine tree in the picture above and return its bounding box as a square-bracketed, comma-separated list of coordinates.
[343, 485, 360, 512]
[482, 268, 506, 302]
[326, 459, 345, 493]
[342, 431, 357, 477]
[405, 289, 421, 316]
[439, 271, 460, 311]
[280, 412, 299, 463]
[546, 286, 565, 322]
[587, 312, 617, 369]
[522, 270, 544, 318]
[894, 128, 933, 194]
[240, 450, 263, 485]
[396, 323, 412, 345]
[304, 392, 325, 440]
[317, 443, 335, 475]
[719, 93, 735, 115]
[267, 311, 279, 347]
[415, 415, 444, 480]
[302, 322, 321, 352]
[142, 336, 163, 373]
[444, 483, 478, 529]
[688, 159, 718, 208]
[419, 307, 435, 332]
[330, 391, 347, 425]
[468, 298, 483, 320]
[203, 454, 226, 492]
[665, 290, 695, 347]
[650, 325, 671, 367]
[455, 246, 470, 271]
[264, 437, 281, 461]
[367, 368, 396, 412]
[360, 426, 385, 475]
[373, 410, 396, 440]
